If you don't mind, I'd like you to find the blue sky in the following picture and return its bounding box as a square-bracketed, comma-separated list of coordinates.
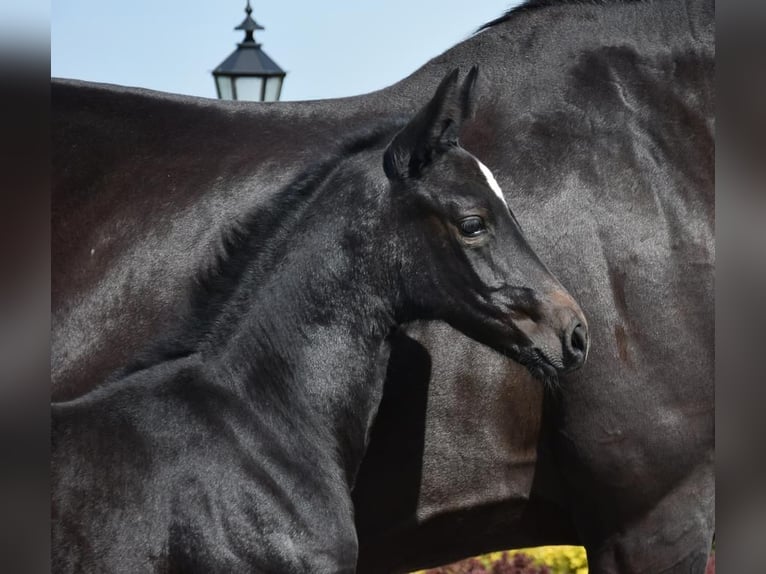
[51, 1, 520, 101]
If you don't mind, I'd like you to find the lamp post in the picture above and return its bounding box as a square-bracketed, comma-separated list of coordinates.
[212, 1, 286, 102]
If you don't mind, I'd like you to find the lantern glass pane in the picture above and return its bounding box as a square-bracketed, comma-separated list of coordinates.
[216, 76, 233, 100]
[263, 77, 282, 102]
[235, 76, 264, 101]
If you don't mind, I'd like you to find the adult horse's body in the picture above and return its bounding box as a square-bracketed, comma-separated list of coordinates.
[52, 0, 714, 572]
[52, 70, 588, 572]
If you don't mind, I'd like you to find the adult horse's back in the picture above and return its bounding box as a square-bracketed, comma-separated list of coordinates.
[53, 0, 714, 572]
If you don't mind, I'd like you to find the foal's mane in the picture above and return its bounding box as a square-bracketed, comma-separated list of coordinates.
[119, 120, 405, 375]
[190, 120, 403, 329]
[478, 0, 645, 31]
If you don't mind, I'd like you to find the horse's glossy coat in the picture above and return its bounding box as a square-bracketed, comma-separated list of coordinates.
[51, 70, 587, 572]
[52, 0, 714, 572]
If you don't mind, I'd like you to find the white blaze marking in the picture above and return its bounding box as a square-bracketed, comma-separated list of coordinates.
[476, 159, 508, 208]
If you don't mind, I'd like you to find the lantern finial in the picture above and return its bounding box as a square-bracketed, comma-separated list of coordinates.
[235, 0, 265, 45]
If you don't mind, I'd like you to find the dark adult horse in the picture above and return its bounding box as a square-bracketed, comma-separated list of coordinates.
[52, 70, 588, 572]
[52, 0, 714, 572]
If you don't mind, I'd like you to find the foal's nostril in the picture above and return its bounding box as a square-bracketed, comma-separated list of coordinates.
[571, 323, 587, 355]
[562, 320, 588, 371]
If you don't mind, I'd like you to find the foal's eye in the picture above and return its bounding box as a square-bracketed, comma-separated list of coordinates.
[458, 216, 487, 238]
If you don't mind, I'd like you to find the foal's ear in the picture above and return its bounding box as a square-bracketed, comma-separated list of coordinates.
[384, 66, 479, 180]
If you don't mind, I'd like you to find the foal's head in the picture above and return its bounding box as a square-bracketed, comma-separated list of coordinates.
[383, 68, 588, 381]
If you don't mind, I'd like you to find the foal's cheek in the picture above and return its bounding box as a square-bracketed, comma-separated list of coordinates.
[464, 251, 503, 291]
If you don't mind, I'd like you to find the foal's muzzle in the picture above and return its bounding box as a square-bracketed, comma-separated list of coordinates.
[512, 288, 589, 379]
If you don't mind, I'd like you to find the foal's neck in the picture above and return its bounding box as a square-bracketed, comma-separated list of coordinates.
[204, 156, 398, 484]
